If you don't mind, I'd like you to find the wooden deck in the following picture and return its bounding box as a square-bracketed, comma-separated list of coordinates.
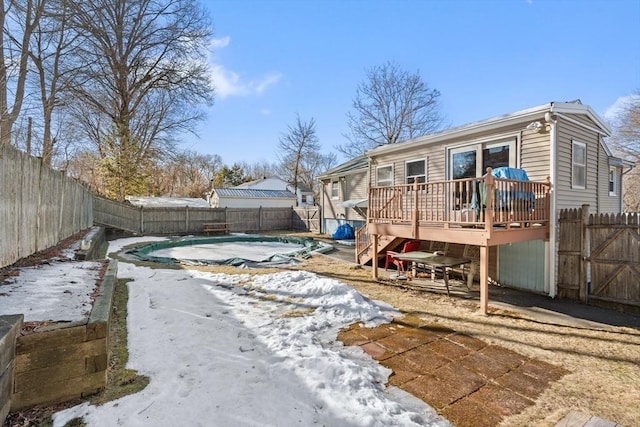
[363, 169, 551, 314]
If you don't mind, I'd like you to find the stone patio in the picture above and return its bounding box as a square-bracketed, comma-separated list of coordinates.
[338, 314, 568, 427]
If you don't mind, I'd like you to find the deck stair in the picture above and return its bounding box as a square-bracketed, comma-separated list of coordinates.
[355, 226, 406, 266]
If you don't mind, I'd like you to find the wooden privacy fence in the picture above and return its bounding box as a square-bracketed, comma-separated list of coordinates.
[94, 196, 319, 234]
[0, 144, 93, 269]
[558, 205, 640, 312]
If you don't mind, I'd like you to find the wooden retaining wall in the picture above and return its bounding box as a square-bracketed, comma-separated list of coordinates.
[1, 315, 23, 422]
[10, 260, 117, 410]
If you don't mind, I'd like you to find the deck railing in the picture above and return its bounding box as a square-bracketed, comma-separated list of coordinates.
[368, 168, 551, 229]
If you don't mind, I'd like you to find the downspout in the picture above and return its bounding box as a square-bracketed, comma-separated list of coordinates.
[546, 111, 558, 298]
[319, 179, 326, 234]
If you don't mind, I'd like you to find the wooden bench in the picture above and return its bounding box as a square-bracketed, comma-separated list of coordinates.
[202, 222, 230, 235]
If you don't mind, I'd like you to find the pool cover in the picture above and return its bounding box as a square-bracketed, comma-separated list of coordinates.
[125, 235, 332, 267]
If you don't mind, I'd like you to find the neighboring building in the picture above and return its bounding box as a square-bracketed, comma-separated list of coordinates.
[317, 155, 369, 235]
[319, 100, 634, 307]
[126, 196, 211, 208]
[208, 188, 296, 208]
[236, 176, 315, 207]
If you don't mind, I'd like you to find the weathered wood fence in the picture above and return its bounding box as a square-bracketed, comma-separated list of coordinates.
[94, 196, 319, 234]
[0, 144, 93, 269]
[293, 207, 320, 232]
[558, 205, 640, 312]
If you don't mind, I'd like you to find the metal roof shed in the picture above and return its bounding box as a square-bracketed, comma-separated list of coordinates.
[209, 188, 296, 208]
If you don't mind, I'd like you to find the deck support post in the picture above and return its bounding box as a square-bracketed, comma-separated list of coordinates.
[412, 179, 419, 238]
[372, 233, 379, 279]
[480, 245, 489, 314]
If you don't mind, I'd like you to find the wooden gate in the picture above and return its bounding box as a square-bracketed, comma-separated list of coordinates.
[588, 213, 640, 309]
[292, 207, 320, 232]
[557, 206, 640, 312]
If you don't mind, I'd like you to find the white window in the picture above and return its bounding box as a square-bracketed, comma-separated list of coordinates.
[331, 181, 339, 199]
[405, 159, 426, 184]
[376, 165, 394, 186]
[448, 137, 517, 179]
[609, 167, 617, 196]
[572, 141, 587, 189]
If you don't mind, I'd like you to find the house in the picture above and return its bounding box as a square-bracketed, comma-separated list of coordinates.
[317, 155, 370, 235]
[236, 176, 315, 207]
[319, 100, 634, 313]
[208, 187, 296, 208]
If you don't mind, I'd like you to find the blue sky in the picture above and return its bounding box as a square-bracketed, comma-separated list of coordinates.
[185, 0, 640, 166]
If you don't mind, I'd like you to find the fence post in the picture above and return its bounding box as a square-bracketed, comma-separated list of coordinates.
[185, 205, 190, 234]
[259, 206, 263, 231]
[580, 204, 590, 303]
[140, 206, 144, 234]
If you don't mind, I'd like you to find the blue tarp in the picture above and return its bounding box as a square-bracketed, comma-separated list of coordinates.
[332, 223, 355, 240]
[471, 167, 535, 212]
[490, 167, 530, 181]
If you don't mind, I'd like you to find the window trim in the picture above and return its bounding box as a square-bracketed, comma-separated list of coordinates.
[376, 164, 394, 186]
[447, 136, 518, 180]
[571, 140, 587, 190]
[405, 158, 427, 184]
[609, 166, 617, 197]
[330, 180, 339, 199]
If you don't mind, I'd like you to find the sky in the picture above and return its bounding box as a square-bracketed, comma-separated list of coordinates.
[0, 236, 452, 426]
[182, 0, 640, 167]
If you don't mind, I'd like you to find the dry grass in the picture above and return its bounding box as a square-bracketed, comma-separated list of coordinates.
[291, 254, 640, 427]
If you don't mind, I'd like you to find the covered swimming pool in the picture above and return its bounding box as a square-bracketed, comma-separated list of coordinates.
[125, 235, 333, 267]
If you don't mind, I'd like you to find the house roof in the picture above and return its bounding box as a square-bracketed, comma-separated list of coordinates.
[212, 188, 296, 199]
[126, 197, 210, 208]
[365, 101, 613, 158]
[317, 155, 369, 180]
[235, 176, 286, 188]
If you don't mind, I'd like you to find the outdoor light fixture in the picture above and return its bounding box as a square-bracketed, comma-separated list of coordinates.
[526, 121, 544, 132]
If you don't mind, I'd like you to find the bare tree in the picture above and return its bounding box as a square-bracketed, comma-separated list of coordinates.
[158, 150, 223, 197]
[26, 0, 80, 165]
[608, 91, 640, 211]
[277, 114, 320, 204]
[338, 61, 444, 158]
[241, 159, 280, 181]
[64, 0, 214, 200]
[0, 0, 45, 146]
[299, 150, 336, 205]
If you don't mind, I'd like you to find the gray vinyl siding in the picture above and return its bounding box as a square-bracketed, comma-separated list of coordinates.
[554, 116, 599, 211]
[321, 170, 368, 222]
[368, 123, 529, 186]
[343, 171, 368, 221]
[598, 142, 622, 214]
[519, 129, 551, 182]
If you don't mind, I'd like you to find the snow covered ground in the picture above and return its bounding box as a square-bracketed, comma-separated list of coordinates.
[2, 236, 451, 426]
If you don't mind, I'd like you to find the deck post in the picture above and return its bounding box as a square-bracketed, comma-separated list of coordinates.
[480, 245, 489, 314]
[484, 168, 495, 238]
[372, 233, 379, 279]
[412, 179, 419, 238]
